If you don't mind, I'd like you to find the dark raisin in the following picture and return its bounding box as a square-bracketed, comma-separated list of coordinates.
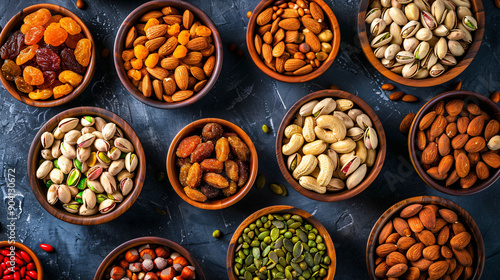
[202, 123, 224, 140]
[0, 31, 25, 60]
[60, 47, 85, 73]
[65, 33, 85, 49]
[200, 184, 221, 199]
[38, 40, 64, 54]
[37, 71, 56, 89]
[36, 48, 61, 71]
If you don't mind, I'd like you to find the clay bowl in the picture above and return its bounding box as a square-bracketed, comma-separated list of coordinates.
[0, 4, 96, 107]
[408, 90, 500, 195]
[227, 205, 337, 279]
[166, 118, 258, 210]
[27, 106, 146, 225]
[366, 196, 485, 280]
[276, 89, 387, 201]
[0, 241, 43, 280]
[114, 0, 223, 109]
[358, 0, 485, 87]
[246, 0, 341, 83]
[94, 236, 206, 280]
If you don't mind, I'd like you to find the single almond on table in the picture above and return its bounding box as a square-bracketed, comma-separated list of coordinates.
[490, 91, 500, 103]
[400, 113, 415, 134]
[402, 95, 418, 102]
[389, 91, 404, 101]
[381, 83, 395, 90]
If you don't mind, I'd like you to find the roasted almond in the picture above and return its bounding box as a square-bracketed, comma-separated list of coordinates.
[302, 17, 322, 34]
[491, 91, 500, 103]
[441, 245, 453, 258]
[146, 24, 168, 39]
[162, 15, 182, 25]
[162, 77, 176, 95]
[140, 11, 163, 22]
[172, 90, 194, 102]
[284, 31, 299, 43]
[186, 37, 209, 51]
[393, 217, 412, 237]
[272, 41, 285, 57]
[385, 232, 401, 244]
[456, 153, 470, 178]
[152, 79, 162, 101]
[254, 34, 263, 55]
[193, 79, 207, 92]
[381, 83, 395, 90]
[145, 36, 166, 51]
[419, 206, 437, 230]
[438, 134, 451, 156]
[402, 95, 418, 102]
[427, 166, 447, 180]
[203, 55, 215, 77]
[430, 115, 448, 138]
[453, 222, 467, 235]
[452, 248, 473, 267]
[374, 262, 390, 278]
[421, 142, 438, 165]
[278, 18, 301, 30]
[460, 172, 477, 188]
[158, 37, 178, 56]
[386, 263, 408, 278]
[376, 243, 397, 257]
[141, 75, 152, 98]
[390, 91, 405, 101]
[484, 119, 500, 141]
[464, 136, 486, 153]
[174, 65, 189, 90]
[408, 216, 424, 233]
[437, 225, 450, 245]
[457, 117, 470, 134]
[467, 115, 485, 136]
[482, 151, 500, 168]
[397, 236, 416, 250]
[438, 155, 454, 174]
[146, 67, 169, 80]
[406, 242, 424, 262]
[445, 99, 464, 116]
[428, 260, 449, 279]
[446, 122, 458, 138]
[305, 32, 321, 52]
[451, 134, 469, 150]
[410, 258, 433, 271]
[273, 28, 285, 44]
[386, 251, 408, 266]
[450, 231, 471, 250]
[417, 130, 427, 150]
[293, 64, 313, 75]
[431, 218, 447, 233]
[309, 2, 325, 21]
[434, 100, 445, 115]
[403, 267, 420, 280]
[256, 8, 273, 26]
[125, 26, 137, 49]
[476, 161, 490, 180]
[400, 113, 415, 134]
[378, 220, 393, 244]
[182, 9, 194, 29]
[400, 204, 423, 218]
[261, 43, 273, 64]
[161, 57, 179, 70]
[419, 111, 437, 130]
[445, 169, 460, 186]
[439, 208, 458, 223]
[467, 103, 482, 115]
[182, 51, 203, 65]
[423, 245, 441, 261]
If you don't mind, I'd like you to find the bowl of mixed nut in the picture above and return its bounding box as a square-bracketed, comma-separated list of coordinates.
[0, 4, 96, 107]
[114, 0, 222, 109]
[408, 90, 500, 195]
[358, 0, 485, 87]
[166, 118, 258, 210]
[366, 196, 484, 280]
[276, 89, 386, 202]
[28, 106, 146, 225]
[227, 205, 336, 280]
[247, 0, 341, 83]
[94, 236, 205, 280]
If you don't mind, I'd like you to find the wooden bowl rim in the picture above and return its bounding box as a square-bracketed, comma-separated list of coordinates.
[0, 241, 44, 280]
[275, 89, 387, 201]
[166, 118, 259, 210]
[226, 205, 337, 280]
[246, 0, 341, 83]
[93, 236, 206, 280]
[113, 0, 223, 109]
[357, 0, 485, 87]
[365, 195, 485, 280]
[0, 3, 96, 107]
[407, 90, 500, 195]
[27, 106, 146, 225]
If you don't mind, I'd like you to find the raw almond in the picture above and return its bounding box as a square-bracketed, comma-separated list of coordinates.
[446, 114, 458, 123]
[428, 260, 449, 279]
[438, 134, 451, 156]
[146, 24, 168, 39]
[278, 18, 301, 30]
[285, 43, 299, 54]
[161, 57, 179, 70]
[452, 248, 473, 267]
[439, 209, 458, 223]
[445, 169, 460, 186]
[406, 242, 424, 262]
[400, 204, 423, 218]
[404, 267, 420, 280]
[427, 167, 447, 180]
[256, 8, 273, 26]
[484, 119, 500, 141]
[282, 8, 299, 18]
[273, 29, 285, 44]
[467, 103, 482, 115]
[438, 155, 454, 174]
[400, 113, 415, 134]
[430, 115, 448, 138]
[158, 37, 178, 56]
[381, 83, 395, 90]
[146, 67, 169, 80]
[305, 32, 321, 52]
[450, 232, 471, 250]
[386, 263, 408, 277]
[482, 151, 500, 168]
[378, 220, 393, 244]
[309, 2, 325, 21]
[182, 52, 203, 65]
[162, 15, 182, 25]
[410, 258, 433, 271]
[203, 55, 215, 77]
[140, 11, 163, 22]
[193, 79, 207, 92]
[284, 31, 299, 43]
[257, 24, 271, 36]
[456, 153, 470, 178]
[276, 53, 289, 73]
[431, 218, 447, 233]
[417, 130, 427, 150]
[190, 67, 205, 80]
[174, 65, 189, 90]
[397, 236, 416, 250]
[263, 32, 273, 45]
[437, 225, 450, 245]
[374, 262, 390, 278]
[476, 161, 490, 180]
[182, 9, 194, 29]
[393, 217, 411, 237]
[270, 18, 280, 34]
[441, 245, 453, 258]
[464, 136, 486, 153]
[386, 251, 408, 266]
[451, 134, 469, 150]
[419, 206, 436, 230]
[302, 17, 322, 34]
[467, 115, 485, 136]
[262, 43, 273, 63]
[386, 232, 401, 244]
[421, 142, 438, 165]
[376, 243, 397, 257]
[445, 99, 464, 116]
[446, 122, 458, 138]
[434, 100, 445, 115]
[162, 6, 180, 16]
[402, 95, 418, 102]
[453, 222, 467, 235]
[419, 111, 437, 130]
[272, 41, 285, 57]
[423, 245, 441, 261]
[491, 91, 500, 103]
[125, 26, 137, 49]
[141, 75, 152, 98]
[460, 172, 477, 188]
[133, 35, 148, 47]
[186, 37, 209, 51]
[284, 58, 307, 72]
[457, 117, 470, 134]
[172, 90, 194, 102]
[408, 216, 424, 233]
[254, 34, 263, 55]
[152, 79, 163, 100]
[145, 37, 166, 51]
[293, 64, 313, 75]
[162, 77, 176, 95]
[390, 91, 404, 101]
[468, 152, 481, 165]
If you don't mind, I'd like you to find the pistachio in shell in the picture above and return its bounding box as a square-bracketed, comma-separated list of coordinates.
[58, 118, 79, 133]
[327, 178, 345, 191]
[414, 42, 430, 60]
[60, 142, 76, 159]
[125, 153, 138, 173]
[348, 109, 363, 121]
[433, 24, 450, 37]
[67, 168, 81, 187]
[102, 123, 117, 141]
[384, 44, 401, 60]
[49, 168, 64, 184]
[434, 37, 448, 59]
[340, 156, 361, 176]
[333, 111, 354, 129]
[77, 147, 91, 163]
[448, 40, 465, 56]
[79, 204, 98, 216]
[77, 133, 95, 148]
[429, 63, 445, 77]
[401, 21, 420, 38]
[374, 45, 389, 58]
[347, 127, 365, 141]
[444, 10, 458, 30]
[431, 0, 447, 24]
[364, 127, 379, 150]
[403, 37, 419, 53]
[41, 132, 54, 149]
[287, 153, 302, 172]
[346, 164, 367, 189]
[389, 22, 403, 45]
[371, 18, 387, 37]
[312, 98, 336, 118]
[371, 32, 393, 48]
[415, 28, 433, 41]
[57, 184, 71, 204]
[402, 60, 420, 78]
[326, 149, 339, 171]
[94, 139, 110, 152]
[47, 185, 58, 205]
[365, 8, 382, 24]
[114, 138, 134, 153]
[82, 188, 96, 209]
[441, 55, 457, 66]
[63, 130, 81, 145]
[108, 159, 125, 176]
[100, 172, 117, 194]
[421, 11, 438, 30]
[395, 51, 415, 64]
[120, 177, 134, 196]
[389, 7, 408, 26]
[94, 117, 107, 132]
[414, 0, 431, 12]
[87, 180, 105, 193]
[99, 199, 116, 214]
[356, 114, 373, 130]
[36, 160, 53, 179]
[58, 155, 72, 174]
[414, 68, 430, 79]
[81, 116, 95, 127]
[62, 201, 80, 213]
[107, 147, 121, 161]
[404, 3, 420, 21]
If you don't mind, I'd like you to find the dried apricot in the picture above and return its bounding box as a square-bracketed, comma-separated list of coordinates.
[28, 88, 52, 100]
[45, 22, 60, 30]
[167, 23, 180, 36]
[190, 141, 214, 163]
[215, 137, 230, 162]
[186, 162, 203, 188]
[144, 53, 159, 68]
[130, 58, 143, 70]
[14, 76, 33, 93]
[195, 26, 212, 37]
[16, 44, 39, 65]
[228, 136, 250, 161]
[23, 66, 44, 85]
[179, 163, 192, 187]
[200, 159, 223, 173]
[74, 38, 92, 67]
[202, 123, 223, 140]
[20, 24, 32, 34]
[172, 45, 188, 58]
[225, 160, 239, 182]
[201, 184, 221, 199]
[65, 33, 85, 49]
[24, 8, 51, 27]
[124, 61, 132, 71]
[44, 26, 68, 46]
[1, 60, 22, 81]
[122, 49, 135, 61]
[144, 18, 159, 32]
[222, 181, 238, 197]
[127, 69, 141, 81]
[176, 135, 202, 158]
[43, 15, 63, 28]
[59, 17, 81, 35]
[178, 30, 190, 45]
[237, 160, 249, 187]
[134, 45, 149, 60]
[25, 26, 45, 45]
[58, 70, 83, 86]
[203, 172, 229, 189]
[53, 83, 73, 99]
[183, 186, 207, 202]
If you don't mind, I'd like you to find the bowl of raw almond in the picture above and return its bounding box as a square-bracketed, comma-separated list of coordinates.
[247, 0, 341, 83]
[408, 90, 500, 196]
[114, 0, 222, 109]
[366, 196, 484, 280]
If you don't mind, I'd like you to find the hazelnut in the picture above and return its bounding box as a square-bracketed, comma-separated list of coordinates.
[160, 267, 177, 280]
[142, 259, 154, 271]
[173, 256, 189, 272]
[299, 43, 311, 53]
[144, 272, 158, 280]
[180, 266, 195, 280]
[155, 246, 170, 258]
[125, 248, 140, 262]
[129, 262, 142, 273]
[110, 266, 125, 280]
[154, 257, 168, 270]
[119, 259, 129, 269]
[140, 248, 157, 260]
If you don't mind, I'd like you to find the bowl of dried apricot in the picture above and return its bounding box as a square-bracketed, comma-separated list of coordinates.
[166, 118, 258, 210]
[114, 1, 223, 109]
[0, 4, 95, 107]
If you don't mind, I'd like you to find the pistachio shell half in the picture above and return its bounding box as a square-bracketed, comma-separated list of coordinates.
[120, 177, 134, 196]
[333, 111, 354, 129]
[414, 42, 430, 60]
[41, 132, 54, 149]
[402, 60, 420, 78]
[36, 160, 53, 179]
[99, 199, 116, 214]
[371, 18, 387, 37]
[401, 21, 420, 38]
[365, 8, 382, 24]
[462, 15, 477, 31]
[346, 164, 367, 189]
[421, 11, 438, 30]
[364, 127, 379, 150]
[312, 98, 336, 118]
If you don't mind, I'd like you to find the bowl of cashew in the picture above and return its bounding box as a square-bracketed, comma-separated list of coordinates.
[275, 89, 386, 202]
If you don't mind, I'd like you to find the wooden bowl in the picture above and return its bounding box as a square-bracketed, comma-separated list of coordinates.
[0, 241, 43, 280]
[114, 0, 223, 109]
[276, 89, 387, 201]
[358, 0, 485, 87]
[408, 90, 500, 195]
[166, 118, 258, 210]
[366, 196, 485, 280]
[94, 236, 206, 280]
[226, 205, 337, 279]
[27, 106, 146, 225]
[0, 4, 96, 107]
[246, 0, 341, 83]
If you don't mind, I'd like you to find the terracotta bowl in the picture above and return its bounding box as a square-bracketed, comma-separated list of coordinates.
[246, 0, 341, 83]
[27, 106, 146, 225]
[408, 90, 500, 195]
[366, 196, 485, 280]
[226, 205, 337, 279]
[166, 118, 258, 210]
[94, 236, 206, 280]
[276, 89, 387, 201]
[114, 0, 223, 109]
[358, 0, 485, 87]
[0, 4, 96, 107]
[0, 241, 43, 280]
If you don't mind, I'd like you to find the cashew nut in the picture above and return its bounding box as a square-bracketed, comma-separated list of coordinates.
[293, 154, 318, 179]
[302, 140, 327, 155]
[299, 176, 326, 194]
[282, 133, 304, 156]
[302, 116, 316, 142]
[314, 115, 346, 143]
[285, 124, 303, 138]
[317, 154, 334, 188]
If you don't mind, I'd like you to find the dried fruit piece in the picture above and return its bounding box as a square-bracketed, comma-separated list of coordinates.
[65, 32, 85, 49]
[14, 76, 33, 93]
[225, 160, 239, 182]
[1, 59, 21, 81]
[37, 71, 56, 89]
[190, 141, 214, 163]
[59, 70, 83, 86]
[0, 31, 25, 60]
[44, 26, 68, 46]
[228, 136, 250, 161]
[176, 135, 202, 158]
[203, 172, 229, 188]
[53, 83, 73, 99]
[173, 45, 188, 58]
[23, 66, 44, 85]
[28, 88, 53, 100]
[24, 8, 51, 26]
[237, 160, 249, 187]
[186, 162, 203, 188]
[25, 26, 45, 45]
[223, 180, 238, 197]
[74, 38, 92, 67]
[200, 184, 221, 199]
[61, 47, 86, 73]
[183, 186, 207, 202]
[59, 17, 81, 35]
[215, 137, 230, 162]
[202, 123, 223, 140]
[36, 47, 61, 71]
[16, 44, 39, 65]
[144, 53, 159, 68]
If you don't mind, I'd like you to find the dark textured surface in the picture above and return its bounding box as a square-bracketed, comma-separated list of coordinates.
[0, 0, 499, 279]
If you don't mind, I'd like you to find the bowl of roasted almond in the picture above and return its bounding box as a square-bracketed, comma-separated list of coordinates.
[114, 0, 222, 109]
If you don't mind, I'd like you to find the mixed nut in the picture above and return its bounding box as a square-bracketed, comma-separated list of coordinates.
[35, 115, 139, 216]
[122, 5, 216, 103]
[372, 202, 476, 280]
[175, 122, 251, 202]
[104, 244, 196, 280]
[233, 213, 331, 279]
[0, 246, 38, 280]
[253, 0, 335, 76]
[415, 98, 500, 189]
[282, 97, 379, 193]
[365, 0, 479, 79]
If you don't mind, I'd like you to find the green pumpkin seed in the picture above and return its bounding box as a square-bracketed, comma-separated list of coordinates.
[285, 268, 293, 280]
[286, 252, 292, 264]
[279, 256, 287, 267]
[272, 220, 285, 229]
[283, 238, 293, 252]
[258, 231, 270, 240]
[246, 265, 257, 273]
[270, 183, 283, 195]
[275, 249, 285, 258]
[262, 245, 271, 257]
[267, 262, 276, 270]
[293, 242, 303, 259]
[305, 252, 314, 267]
[296, 229, 307, 243]
[270, 228, 280, 241]
[279, 184, 287, 196]
[269, 251, 279, 263]
[314, 252, 322, 266]
[291, 262, 302, 275]
[252, 247, 260, 260]
[256, 174, 266, 189]
[245, 255, 254, 266]
[323, 256, 331, 265]
[292, 255, 304, 263]
[289, 222, 302, 229]
[244, 270, 252, 280]
[275, 237, 283, 249]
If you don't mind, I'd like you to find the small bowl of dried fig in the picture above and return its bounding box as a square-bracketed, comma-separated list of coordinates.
[366, 196, 485, 280]
[166, 118, 258, 210]
[246, 0, 341, 83]
[408, 90, 500, 195]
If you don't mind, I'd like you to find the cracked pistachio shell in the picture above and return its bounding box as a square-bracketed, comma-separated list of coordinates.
[58, 118, 79, 133]
[340, 156, 361, 176]
[36, 160, 53, 179]
[414, 0, 431, 12]
[94, 139, 110, 152]
[47, 185, 58, 205]
[415, 28, 433, 41]
[443, 0, 457, 10]
[107, 147, 121, 161]
[41, 132, 54, 149]
[108, 191, 124, 203]
[50, 168, 64, 184]
[347, 127, 365, 141]
[327, 178, 345, 191]
[100, 172, 117, 194]
[94, 117, 107, 132]
[447, 29, 465, 41]
[346, 164, 367, 190]
[414, 68, 430, 79]
[414, 41, 430, 60]
[87, 180, 104, 193]
[462, 15, 477, 31]
[120, 177, 134, 196]
[432, 0, 447, 24]
[396, 51, 415, 64]
[327, 149, 339, 171]
[62, 201, 80, 213]
[444, 10, 457, 30]
[58, 155, 72, 174]
[87, 166, 103, 181]
[67, 168, 81, 187]
[374, 45, 389, 58]
[339, 151, 356, 168]
[389, 23, 402, 45]
[97, 151, 111, 165]
[422, 51, 438, 69]
[336, 99, 354, 111]
[330, 138, 356, 154]
[125, 153, 138, 173]
[434, 37, 448, 59]
[92, 131, 104, 140]
[312, 98, 336, 118]
[79, 204, 98, 216]
[114, 127, 124, 139]
[457, 6, 472, 20]
[108, 159, 125, 176]
[57, 184, 71, 204]
[457, 23, 473, 44]
[448, 40, 465, 56]
[114, 138, 134, 153]
[77, 133, 95, 148]
[287, 153, 302, 172]
[81, 126, 95, 135]
[441, 55, 457, 66]
[102, 123, 117, 141]
[381, 58, 395, 68]
[451, 0, 471, 8]
[371, 32, 393, 48]
[60, 142, 76, 159]
[384, 44, 401, 60]
[63, 130, 81, 145]
[365, 8, 381, 24]
[402, 60, 420, 78]
[404, 3, 420, 21]
[433, 24, 450, 37]
[401, 21, 421, 38]
[364, 127, 379, 150]
[77, 147, 91, 163]
[371, 18, 387, 36]
[81, 116, 95, 127]
[356, 114, 373, 130]
[51, 140, 62, 158]
[403, 37, 419, 53]
[390, 63, 405, 74]
[82, 188, 96, 209]
[429, 63, 445, 77]
[299, 100, 319, 116]
[421, 11, 438, 30]
[117, 170, 134, 182]
[389, 7, 408, 26]
[99, 199, 116, 214]
[41, 149, 54, 160]
[334, 111, 354, 129]
[348, 109, 363, 121]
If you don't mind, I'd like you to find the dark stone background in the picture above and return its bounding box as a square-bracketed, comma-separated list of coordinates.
[0, 0, 499, 279]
